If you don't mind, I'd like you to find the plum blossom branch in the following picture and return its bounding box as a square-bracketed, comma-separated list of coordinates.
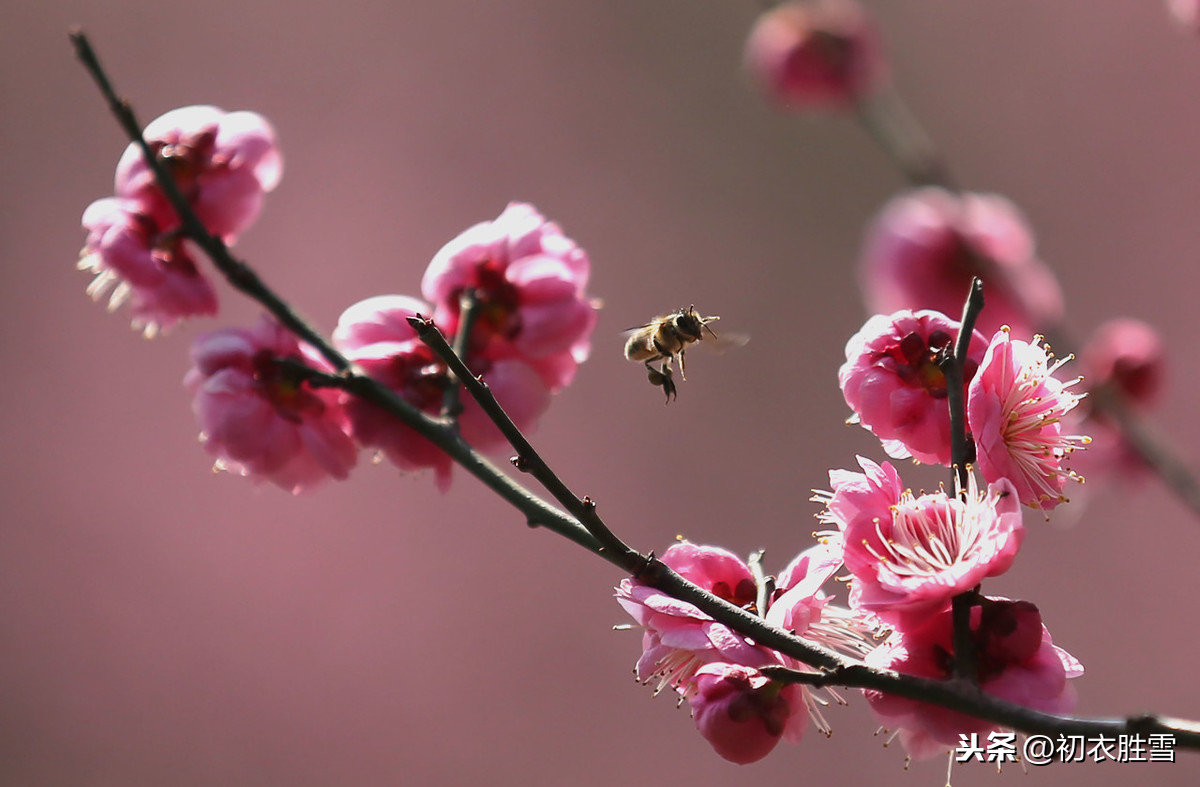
[70, 28, 607, 555]
[72, 25, 1200, 760]
[269, 357, 604, 553]
[405, 313, 643, 565]
[759, 663, 1200, 747]
[403, 306, 1200, 752]
[70, 25, 851, 681]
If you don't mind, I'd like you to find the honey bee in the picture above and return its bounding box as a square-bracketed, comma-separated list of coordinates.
[624, 306, 728, 403]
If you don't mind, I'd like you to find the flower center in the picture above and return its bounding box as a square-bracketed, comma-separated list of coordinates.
[456, 258, 522, 344]
[251, 350, 326, 423]
[391, 345, 450, 412]
[710, 578, 759, 611]
[155, 129, 219, 199]
[867, 487, 994, 580]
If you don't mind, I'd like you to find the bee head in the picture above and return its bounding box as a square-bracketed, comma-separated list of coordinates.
[675, 305, 719, 340]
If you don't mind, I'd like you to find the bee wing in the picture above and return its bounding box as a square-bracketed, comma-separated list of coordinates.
[696, 330, 750, 354]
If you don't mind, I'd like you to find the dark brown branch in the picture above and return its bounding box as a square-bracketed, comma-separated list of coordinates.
[406, 314, 643, 566]
[760, 663, 1200, 747]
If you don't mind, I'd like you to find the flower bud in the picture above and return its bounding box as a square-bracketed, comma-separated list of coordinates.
[688, 663, 800, 764]
[744, 0, 884, 111]
[1080, 318, 1165, 408]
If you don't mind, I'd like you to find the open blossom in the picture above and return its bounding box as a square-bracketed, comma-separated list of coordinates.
[968, 328, 1087, 511]
[817, 457, 1023, 627]
[332, 295, 550, 490]
[615, 542, 770, 694]
[115, 105, 282, 241]
[864, 599, 1082, 760]
[858, 188, 1063, 338]
[617, 538, 874, 764]
[763, 536, 844, 637]
[743, 0, 885, 111]
[420, 203, 598, 391]
[688, 663, 807, 764]
[79, 197, 217, 337]
[840, 310, 987, 465]
[185, 317, 357, 494]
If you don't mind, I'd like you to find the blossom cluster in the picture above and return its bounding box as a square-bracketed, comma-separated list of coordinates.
[841, 311, 1086, 512]
[79, 105, 282, 337]
[614, 3, 1105, 758]
[73, 4, 1179, 774]
[744, 0, 1166, 499]
[616, 463, 1082, 765]
[616, 319, 1089, 762]
[79, 107, 598, 493]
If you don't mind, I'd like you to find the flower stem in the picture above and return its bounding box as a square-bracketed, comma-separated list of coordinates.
[940, 278, 985, 682]
[440, 288, 480, 421]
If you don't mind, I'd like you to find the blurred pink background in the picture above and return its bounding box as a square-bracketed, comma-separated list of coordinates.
[4, 1, 1200, 784]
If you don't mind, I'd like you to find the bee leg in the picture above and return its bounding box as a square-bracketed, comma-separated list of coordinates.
[678, 350, 687, 381]
[645, 362, 677, 404]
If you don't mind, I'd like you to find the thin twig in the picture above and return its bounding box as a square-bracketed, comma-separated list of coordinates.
[747, 549, 774, 617]
[441, 288, 480, 420]
[940, 279, 985, 683]
[407, 314, 642, 564]
[855, 86, 955, 190]
[270, 358, 603, 553]
[948, 276, 985, 487]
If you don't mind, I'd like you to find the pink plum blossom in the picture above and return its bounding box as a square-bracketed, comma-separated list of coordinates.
[1168, 0, 1200, 32]
[817, 458, 1024, 627]
[1068, 319, 1165, 487]
[765, 534, 882, 668]
[617, 540, 873, 761]
[185, 317, 357, 494]
[840, 309, 987, 464]
[763, 536, 844, 637]
[687, 663, 807, 764]
[858, 188, 1063, 338]
[967, 328, 1087, 512]
[115, 105, 282, 241]
[1080, 318, 1165, 409]
[743, 0, 885, 111]
[615, 542, 771, 694]
[864, 599, 1081, 761]
[420, 203, 598, 391]
[332, 295, 550, 490]
[79, 197, 217, 337]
